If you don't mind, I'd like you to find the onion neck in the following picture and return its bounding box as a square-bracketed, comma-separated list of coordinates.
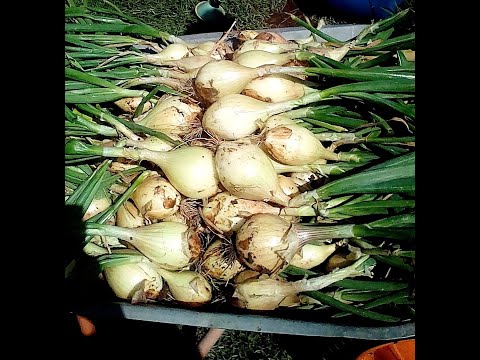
[293, 255, 371, 292]
[85, 222, 135, 242]
[294, 223, 355, 246]
[102, 146, 168, 167]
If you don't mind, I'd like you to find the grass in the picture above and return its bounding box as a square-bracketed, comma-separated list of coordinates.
[196, 327, 293, 360]
[86, 0, 288, 35]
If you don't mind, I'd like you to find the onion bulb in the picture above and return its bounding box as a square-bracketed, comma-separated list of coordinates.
[116, 201, 146, 228]
[82, 195, 112, 221]
[264, 124, 362, 165]
[142, 43, 190, 64]
[234, 50, 294, 68]
[163, 55, 214, 72]
[277, 175, 299, 197]
[104, 260, 163, 301]
[71, 142, 220, 199]
[114, 97, 153, 114]
[233, 40, 298, 57]
[231, 255, 373, 310]
[242, 74, 316, 103]
[254, 32, 289, 44]
[194, 60, 304, 104]
[215, 141, 290, 206]
[289, 243, 338, 270]
[131, 173, 181, 221]
[235, 213, 389, 274]
[200, 239, 245, 281]
[202, 94, 299, 140]
[135, 95, 202, 138]
[155, 267, 212, 306]
[202, 192, 280, 234]
[85, 222, 202, 270]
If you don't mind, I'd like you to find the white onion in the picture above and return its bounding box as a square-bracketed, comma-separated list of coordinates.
[82, 196, 111, 221]
[202, 192, 280, 234]
[114, 97, 153, 114]
[215, 141, 290, 206]
[264, 123, 354, 165]
[142, 43, 190, 64]
[200, 239, 245, 281]
[289, 243, 337, 269]
[116, 201, 146, 228]
[234, 50, 294, 68]
[231, 256, 372, 310]
[104, 261, 163, 301]
[102, 145, 220, 199]
[242, 74, 316, 103]
[277, 175, 299, 197]
[135, 95, 202, 138]
[155, 267, 212, 305]
[86, 222, 202, 270]
[202, 94, 298, 140]
[131, 173, 182, 221]
[163, 55, 214, 72]
[234, 39, 298, 57]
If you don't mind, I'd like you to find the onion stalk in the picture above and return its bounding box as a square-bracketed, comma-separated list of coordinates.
[231, 255, 374, 310]
[235, 213, 414, 274]
[289, 151, 415, 207]
[65, 140, 220, 199]
[84, 221, 202, 270]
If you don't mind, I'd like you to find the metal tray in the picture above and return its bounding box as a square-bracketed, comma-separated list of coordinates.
[70, 25, 415, 340]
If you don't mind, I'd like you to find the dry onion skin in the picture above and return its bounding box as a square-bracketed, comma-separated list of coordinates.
[130, 173, 182, 221]
[200, 239, 245, 281]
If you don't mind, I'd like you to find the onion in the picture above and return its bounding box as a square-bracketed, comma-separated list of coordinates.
[264, 124, 361, 165]
[200, 239, 245, 281]
[233, 40, 298, 57]
[254, 32, 289, 44]
[142, 43, 190, 64]
[67, 141, 220, 199]
[163, 55, 214, 72]
[202, 94, 299, 140]
[277, 175, 299, 197]
[234, 50, 294, 68]
[85, 222, 202, 270]
[103, 260, 163, 301]
[131, 173, 182, 221]
[231, 255, 373, 310]
[82, 195, 111, 221]
[154, 267, 212, 306]
[242, 74, 316, 103]
[202, 192, 280, 234]
[215, 141, 290, 206]
[135, 95, 202, 138]
[289, 243, 338, 270]
[114, 97, 153, 114]
[116, 201, 146, 228]
[194, 60, 304, 104]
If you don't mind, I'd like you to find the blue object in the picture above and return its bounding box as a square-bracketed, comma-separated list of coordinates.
[324, 0, 406, 19]
[195, 1, 226, 22]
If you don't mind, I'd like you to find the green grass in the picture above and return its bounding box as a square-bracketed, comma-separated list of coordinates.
[86, 0, 288, 35]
